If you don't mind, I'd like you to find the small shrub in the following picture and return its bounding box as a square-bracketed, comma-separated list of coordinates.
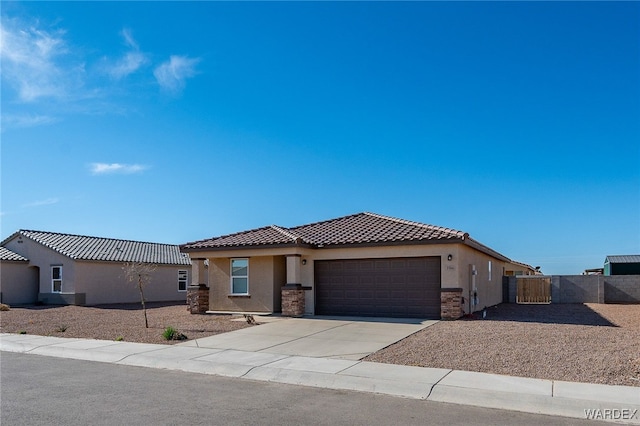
[55, 324, 68, 333]
[0, 303, 10, 311]
[19, 330, 27, 335]
[163, 326, 177, 340]
[115, 336, 124, 342]
[162, 326, 187, 341]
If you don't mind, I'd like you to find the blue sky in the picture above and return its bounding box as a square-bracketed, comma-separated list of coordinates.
[1, 2, 639, 275]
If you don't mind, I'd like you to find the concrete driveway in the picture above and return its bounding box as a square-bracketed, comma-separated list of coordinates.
[181, 316, 437, 360]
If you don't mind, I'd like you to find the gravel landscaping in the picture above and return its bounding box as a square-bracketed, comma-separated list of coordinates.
[0, 302, 252, 345]
[365, 303, 640, 387]
[1, 302, 638, 387]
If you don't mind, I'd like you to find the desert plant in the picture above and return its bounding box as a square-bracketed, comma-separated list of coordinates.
[123, 262, 157, 328]
[115, 336, 124, 341]
[0, 303, 11, 311]
[163, 326, 177, 340]
[162, 326, 186, 341]
[18, 330, 26, 334]
[56, 324, 68, 332]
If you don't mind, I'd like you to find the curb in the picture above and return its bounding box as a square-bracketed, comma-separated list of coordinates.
[1, 333, 639, 424]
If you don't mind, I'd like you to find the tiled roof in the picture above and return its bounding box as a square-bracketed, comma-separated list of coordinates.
[0, 246, 28, 262]
[606, 255, 640, 264]
[3, 230, 191, 265]
[291, 212, 466, 246]
[182, 212, 467, 250]
[180, 225, 303, 250]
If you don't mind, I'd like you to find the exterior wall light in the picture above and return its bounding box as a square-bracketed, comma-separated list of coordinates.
[447, 254, 453, 261]
[302, 259, 307, 265]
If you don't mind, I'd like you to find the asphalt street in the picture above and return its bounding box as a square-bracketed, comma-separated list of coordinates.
[1, 352, 598, 426]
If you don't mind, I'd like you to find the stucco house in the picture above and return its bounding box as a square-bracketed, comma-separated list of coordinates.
[181, 212, 534, 319]
[0, 246, 38, 305]
[1, 230, 192, 306]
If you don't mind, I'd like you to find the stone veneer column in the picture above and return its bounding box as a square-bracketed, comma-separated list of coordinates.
[187, 284, 209, 314]
[440, 288, 463, 320]
[281, 284, 305, 317]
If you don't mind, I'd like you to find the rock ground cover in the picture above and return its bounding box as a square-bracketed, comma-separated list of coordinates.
[364, 303, 640, 387]
[0, 302, 252, 345]
[1, 302, 638, 386]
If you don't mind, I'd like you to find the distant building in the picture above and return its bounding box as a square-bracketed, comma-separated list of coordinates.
[604, 255, 640, 276]
[1, 230, 191, 305]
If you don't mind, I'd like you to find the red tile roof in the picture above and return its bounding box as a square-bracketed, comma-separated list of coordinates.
[181, 212, 470, 251]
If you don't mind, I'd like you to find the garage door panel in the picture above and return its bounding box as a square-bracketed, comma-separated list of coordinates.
[315, 256, 441, 318]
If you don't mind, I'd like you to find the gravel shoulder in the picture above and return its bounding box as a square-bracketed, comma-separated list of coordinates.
[1, 302, 638, 387]
[364, 303, 640, 387]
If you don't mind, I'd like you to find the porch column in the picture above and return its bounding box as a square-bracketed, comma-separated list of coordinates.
[282, 255, 304, 317]
[191, 258, 207, 286]
[187, 258, 209, 314]
[286, 254, 301, 285]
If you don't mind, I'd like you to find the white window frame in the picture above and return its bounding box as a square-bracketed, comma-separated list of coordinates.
[178, 270, 188, 292]
[51, 266, 62, 293]
[230, 258, 249, 295]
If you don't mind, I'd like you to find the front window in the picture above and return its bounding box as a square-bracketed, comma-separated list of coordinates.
[52, 266, 62, 292]
[178, 270, 188, 292]
[231, 259, 248, 294]
[488, 261, 492, 281]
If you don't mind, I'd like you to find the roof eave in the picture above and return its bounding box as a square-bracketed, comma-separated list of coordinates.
[463, 237, 510, 262]
[180, 241, 315, 253]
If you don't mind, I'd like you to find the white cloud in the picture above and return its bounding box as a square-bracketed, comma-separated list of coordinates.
[121, 28, 139, 50]
[0, 17, 78, 102]
[1, 113, 57, 129]
[89, 163, 149, 175]
[105, 28, 148, 79]
[22, 197, 59, 208]
[153, 55, 200, 94]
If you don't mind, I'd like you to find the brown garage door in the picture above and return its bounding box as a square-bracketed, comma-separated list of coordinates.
[315, 257, 441, 318]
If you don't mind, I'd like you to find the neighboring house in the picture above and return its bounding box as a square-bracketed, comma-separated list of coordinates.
[0, 246, 38, 305]
[505, 260, 538, 276]
[181, 212, 534, 319]
[604, 255, 640, 276]
[1, 230, 192, 306]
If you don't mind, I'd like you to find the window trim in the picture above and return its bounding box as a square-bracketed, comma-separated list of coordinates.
[51, 265, 63, 293]
[178, 269, 188, 292]
[230, 258, 249, 295]
[488, 260, 492, 281]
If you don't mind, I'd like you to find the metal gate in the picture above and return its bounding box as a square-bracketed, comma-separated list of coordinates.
[516, 277, 551, 304]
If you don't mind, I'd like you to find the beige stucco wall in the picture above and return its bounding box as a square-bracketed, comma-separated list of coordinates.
[5, 236, 76, 295]
[456, 244, 505, 313]
[0, 261, 38, 305]
[75, 262, 188, 305]
[4, 235, 188, 305]
[208, 256, 285, 313]
[192, 242, 508, 315]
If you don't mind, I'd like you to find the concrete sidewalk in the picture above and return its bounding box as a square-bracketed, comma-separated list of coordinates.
[1, 333, 639, 424]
